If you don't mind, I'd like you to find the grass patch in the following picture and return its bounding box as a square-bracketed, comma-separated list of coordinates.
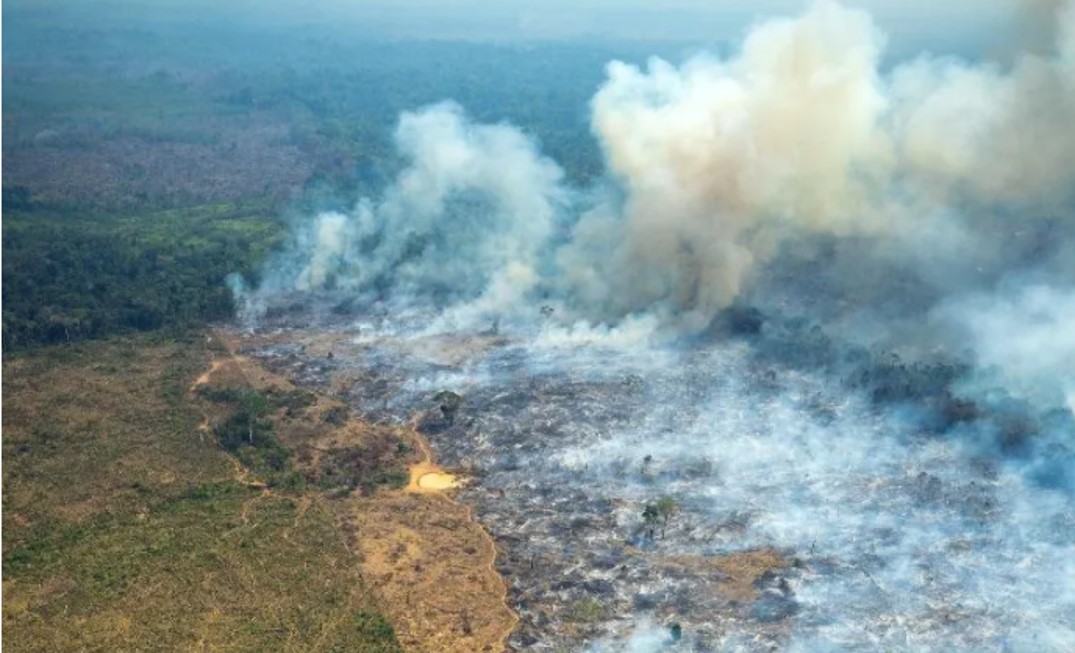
[2, 336, 401, 653]
[565, 596, 608, 624]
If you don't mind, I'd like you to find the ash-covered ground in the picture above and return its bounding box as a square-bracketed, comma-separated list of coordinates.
[235, 297, 1075, 652]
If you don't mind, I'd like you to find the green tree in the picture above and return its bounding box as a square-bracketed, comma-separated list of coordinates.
[642, 496, 679, 539]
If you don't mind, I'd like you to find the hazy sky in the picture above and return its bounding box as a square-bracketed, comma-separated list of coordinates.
[4, 0, 1039, 60]
[254, 1, 1014, 46]
[238, 0, 1034, 60]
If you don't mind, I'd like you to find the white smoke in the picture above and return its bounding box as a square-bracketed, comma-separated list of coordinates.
[561, 2, 892, 328]
[240, 1, 1075, 401]
[890, 0, 1075, 207]
[935, 284, 1075, 411]
[246, 101, 566, 323]
[296, 211, 353, 290]
[557, 0, 1075, 325]
[225, 5, 1075, 649]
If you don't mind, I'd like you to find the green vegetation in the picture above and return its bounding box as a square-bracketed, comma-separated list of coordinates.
[196, 383, 409, 495]
[200, 385, 301, 487]
[564, 596, 608, 624]
[2, 202, 285, 350]
[197, 384, 316, 414]
[669, 622, 683, 641]
[655, 496, 680, 523]
[434, 390, 465, 425]
[0, 8, 691, 652]
[2, 336, 402, 653]
[314, 446, 409, 496]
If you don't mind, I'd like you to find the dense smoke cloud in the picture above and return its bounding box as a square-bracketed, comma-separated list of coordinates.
[235, 0, 1075, 405]
[562, 2, 892, 326]
[241, 101, 565, 325]
[891, 0, 1075, 207]
[560, 0, 1075, 325]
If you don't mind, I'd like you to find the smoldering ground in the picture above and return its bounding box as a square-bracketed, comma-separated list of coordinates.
[231, 1, 1075, 650]
[241, 306, 1075, 651]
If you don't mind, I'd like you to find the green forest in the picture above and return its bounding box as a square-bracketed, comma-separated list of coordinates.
[2, 202, 284, 349]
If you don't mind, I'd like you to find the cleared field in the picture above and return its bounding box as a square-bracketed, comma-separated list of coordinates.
[2, 335, 403, 653]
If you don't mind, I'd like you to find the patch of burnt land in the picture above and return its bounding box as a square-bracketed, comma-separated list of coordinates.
[234, 301, 1073, 651]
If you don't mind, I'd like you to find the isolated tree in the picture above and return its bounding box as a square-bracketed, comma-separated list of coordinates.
[656, 496, 679, 523]
[642, 503, 659, 525]
[239, 390, 270, 445]
[433, 390, 463, 425]
[656, 496, 679, 538]
[642, 496, 679, 539]
[640, 454, 655, 483]
[642, 503, 660, 539]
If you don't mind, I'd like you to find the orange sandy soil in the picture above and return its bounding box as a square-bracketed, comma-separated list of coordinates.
[659, 549, 788, 603]
[197, 331, 518, 653]
[347, 488, 517, 653]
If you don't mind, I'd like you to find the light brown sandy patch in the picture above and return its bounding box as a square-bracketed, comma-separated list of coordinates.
[347, 492, 516, 653]
[661, 549, 788, 602]
[417, 471, 458, 490]
[403, 429, 464, 494]
[406, 461, 460, 492]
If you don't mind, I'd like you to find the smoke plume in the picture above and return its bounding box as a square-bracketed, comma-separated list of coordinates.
[934, 285, 1075, 411]
[235, 0, 1075, 406]
[244, 101, 565, 325]
[558, 0, 1075, 326]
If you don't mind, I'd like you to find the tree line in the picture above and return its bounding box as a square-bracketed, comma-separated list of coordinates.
[2, 202, 283, 350]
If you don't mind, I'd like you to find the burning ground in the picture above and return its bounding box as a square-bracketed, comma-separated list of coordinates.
[227, 297, 1074, 652]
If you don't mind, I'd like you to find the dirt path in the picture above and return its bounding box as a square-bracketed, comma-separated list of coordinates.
[428, 485, 520, 653]
[188, 342, 266, 492]
[345, 423, 519, 652]
[188, 357, 226, 393]
[402, 429, 519, 651]
[190, 357, 223, 440]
